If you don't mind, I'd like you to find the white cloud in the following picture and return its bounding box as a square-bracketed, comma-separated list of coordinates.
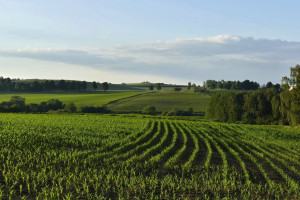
[1, 35, 299, 84]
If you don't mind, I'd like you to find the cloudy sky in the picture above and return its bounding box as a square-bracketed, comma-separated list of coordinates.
[1, 0, 300, 84]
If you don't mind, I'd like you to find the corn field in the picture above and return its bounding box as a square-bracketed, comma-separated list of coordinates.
[0, 113, 299, 199]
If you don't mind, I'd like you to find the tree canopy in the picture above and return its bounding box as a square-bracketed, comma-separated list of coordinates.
[206, 64, 300, 126]
[102, 82, 109, 91]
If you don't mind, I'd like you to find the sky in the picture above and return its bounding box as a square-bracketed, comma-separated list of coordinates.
[1, 0, 300, 85]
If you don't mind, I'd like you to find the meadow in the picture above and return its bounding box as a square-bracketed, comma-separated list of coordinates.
[0, 91, 211, 115]
[107, 92, 211, 114]
[0, 91, 146, 108]
[0, 113, 299, 199]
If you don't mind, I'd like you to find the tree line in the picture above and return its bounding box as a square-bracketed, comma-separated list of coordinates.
[204, 79, 262, 90]
[0, 96, 111, 114]
[0, 77, 110, 92]
[187, 80, 280, 92]
[148, 83, 162, 91]
[206, 65, 300, 126]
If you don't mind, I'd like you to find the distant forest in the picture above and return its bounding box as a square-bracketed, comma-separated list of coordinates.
[0, 78, 110, 92]
[0, 78, 88, 91]
[203, 79, 280, 91]
[206, 65, 300, 126]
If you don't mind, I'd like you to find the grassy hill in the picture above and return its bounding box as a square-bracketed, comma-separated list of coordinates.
[0, 91, 148, 108]
[106, 91, 210, 115]
[0, 90, 211, 114]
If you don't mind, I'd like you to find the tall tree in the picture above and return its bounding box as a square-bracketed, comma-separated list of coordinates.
[281, 76, 290, 91]
[82, 81, 87, 90]
[70, 81, 77, 90]
[290, 64, 300, 87]
[156, 83, 161, 91]
[58, 80, 66, 90]
[102, 82, 109, 91]
[192, 83, 197, 91]
[148, 84, 154, 91]
[92, 81, 97, 91]
[49, 80, 55, 90]
[266, 82, 273, 89]
[187, 82, 191, 90]
[30, 81, 43, 91]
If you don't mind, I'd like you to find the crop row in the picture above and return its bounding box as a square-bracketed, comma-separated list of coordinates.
[0, 114, 299, 199]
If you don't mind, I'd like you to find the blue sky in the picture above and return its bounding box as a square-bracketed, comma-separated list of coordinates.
[1, 0, 300, 84]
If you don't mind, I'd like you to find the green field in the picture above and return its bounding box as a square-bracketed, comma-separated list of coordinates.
[0, 113, 299, 199]
[0, 91, 147, 108]
[107, 92, 211, 114]
[0, 91, 211, 115]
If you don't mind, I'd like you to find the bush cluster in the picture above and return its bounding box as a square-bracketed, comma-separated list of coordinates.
[0, 96, 68, 113]
[142, 106, 156, 115]
[0, 96, 112, 114]
[161, 107, 194, 116]
[81, 106, 111, 114]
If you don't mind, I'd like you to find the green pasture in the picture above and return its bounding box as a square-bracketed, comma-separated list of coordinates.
[0, 91, 147, 107]
[107, 91, 211, 114]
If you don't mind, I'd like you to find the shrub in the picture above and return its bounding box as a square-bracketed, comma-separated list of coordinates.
[142, 106, 156, 115]
[27, 103, 39, 113]
[160, 111, 167, 116]
[166, 108, 194, 116]
[46, 99, 65, 111]
[173, 87, 182, 92]
[81, 106, 111, 114]
[65, 102, 77, 113]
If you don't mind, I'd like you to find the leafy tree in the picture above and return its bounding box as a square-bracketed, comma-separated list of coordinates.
[81, 106, 111, 113]
[27, 103, 39, 113]
[271, 95, 280, 121]
[92, 81, 97, 91]
[9, 96, 26, 112]
[223, 81, 232, 89]
[148, 85, 154, 91]
[46, 99, 65, 111]
[38, 102, 48, 112]
[15, 82, 30, 91]
[216, 81, 224, 89]
[205, 80, 217, 89]
[43, 80, 50, 90]
[102, 82, 109, 91]
[173, 87, 182, 92]
[142, 106, 156, 115]
[58, 80, 66, 90]
[187, 82, 191, 90]
[194, 85, 207, 93]
[206, 93, 221, 120]
[274, 83, 280, 91]
[290, 64, 300, 87]
[235, 81, 242, 90]
[166, 107, 194, 116]
[65, 102, 77, 113]
[10, 96, 25, 106]
[156, 83, 162, 91]
[30, 81, 43, 91]
[266, 82, 273, 89]
[82, 81, 87, 90]
[49, 80, 55, 90]
[71, 81, 77, 90]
